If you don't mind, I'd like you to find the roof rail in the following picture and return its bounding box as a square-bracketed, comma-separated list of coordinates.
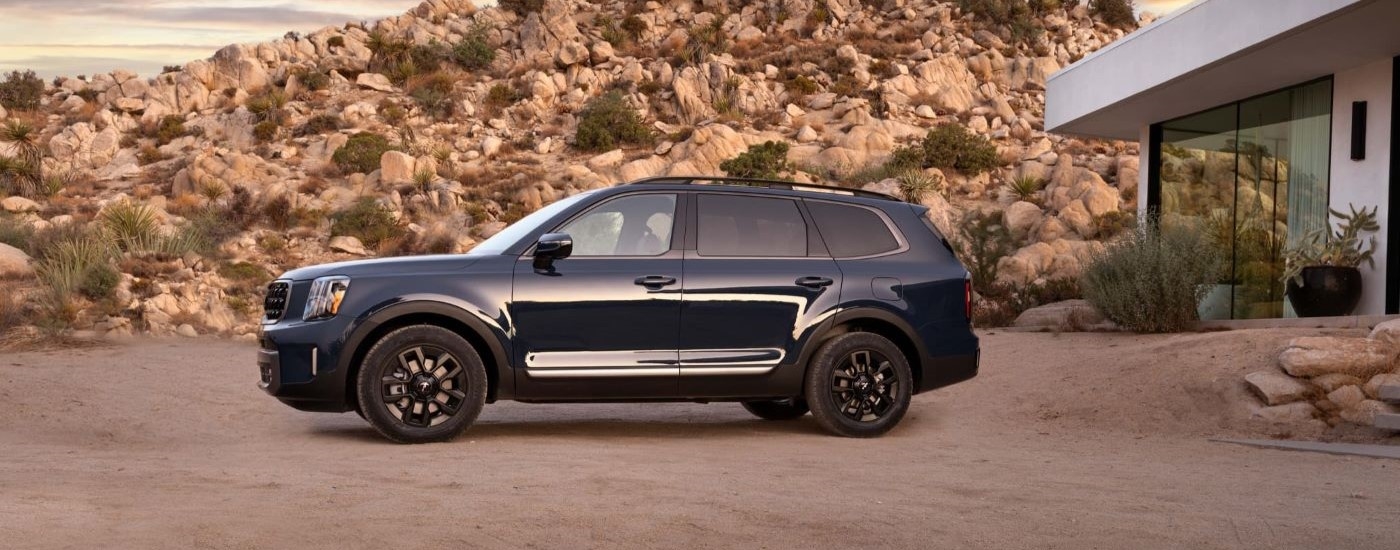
[626, 175, 901, 202]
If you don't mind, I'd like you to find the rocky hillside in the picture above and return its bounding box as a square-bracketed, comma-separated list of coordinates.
[0, 0, 1144, 342]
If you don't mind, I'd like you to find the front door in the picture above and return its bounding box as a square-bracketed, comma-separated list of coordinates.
[679, 192, 842, 398]
[511, 192, 684, 399]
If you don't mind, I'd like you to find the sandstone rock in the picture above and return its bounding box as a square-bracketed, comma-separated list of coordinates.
[1311, 373, 1363, 393]
[1278, 337, 1395, 379]
[0, 243, 34, 278]
[587, 149, 625, 171]
[557, 41, 589, 66]
[1326, 385, 1366, 410]
[589, 40, 615, 64]
[1363, 373, 1400, 399]
[480, 136, 503, 157]
[1369, 319, 1400, 347]
[1253, 402, 1319, 423]
[356, 73, 395, 92]
[1339, 399, 1400, 426]
[329, 236, 368, 255]
[1012, 300, 1109, 332]
[1245, 371, 1314, 406]
[796, 125, 818, 143]
[1004, 201, 1043, 239]
[1, 196, 39, 213]
[176, 324, 198, 338]
[380, 151, 416, 184]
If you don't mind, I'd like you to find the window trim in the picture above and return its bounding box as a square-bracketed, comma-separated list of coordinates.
[690, 192, 816, 259]
[522, 191, 683, 259]
[802, 198, 910, 260]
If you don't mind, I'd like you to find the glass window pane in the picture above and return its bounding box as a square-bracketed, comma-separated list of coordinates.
[697, 194, 807, 257]
[559, 194, 675, 256]
[807, 201, 900, 257]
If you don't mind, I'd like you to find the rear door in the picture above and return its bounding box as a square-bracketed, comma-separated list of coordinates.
[678, 192, 842, 397]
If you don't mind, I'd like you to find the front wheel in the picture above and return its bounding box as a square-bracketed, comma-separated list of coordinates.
[356, 325, 487, 444]
[741, 398, 809, 420]
[804, 332, 913, 438]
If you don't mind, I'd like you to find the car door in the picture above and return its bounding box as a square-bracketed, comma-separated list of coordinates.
[678, 192, 843, 398]
[511, 192, 685, 399]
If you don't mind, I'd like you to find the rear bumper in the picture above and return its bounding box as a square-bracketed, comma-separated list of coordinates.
[258, 322, 354, 413]
[917, 350, 979, 393]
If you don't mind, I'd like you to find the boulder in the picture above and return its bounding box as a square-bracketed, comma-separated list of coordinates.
[1252, 402, 1319, 424]
[1325, 385, 1366, 410]
[356, 73, 395, 92]
[1363, 373, 1400, 399]
[1339, 400, 1400, 426]
[1311, 373, 1363, 393]
[329, 236, 368, 255]
[380, 151, 416, 184]
[1244, 371, 1314, 406]
[1277, 337, 1395, 378]
[1012, 300, 1110, 332]
[0, 243, 34, 278]
[586, 149, 625, 172]
[1003, 201, 1043, 239]
[1, 196, 40, 213]
[557, 41, 589, 66]
[1369, 319, 1400, 347]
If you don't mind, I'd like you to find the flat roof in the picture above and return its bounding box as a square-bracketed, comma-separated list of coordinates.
[1046, 0, 1400, 140]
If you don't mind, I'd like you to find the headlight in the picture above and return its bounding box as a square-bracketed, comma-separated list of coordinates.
[303, 276, 350, 321]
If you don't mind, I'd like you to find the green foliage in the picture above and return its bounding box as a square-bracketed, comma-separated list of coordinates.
[218, 261, 270, 291]
[896, 170, 942, 203]
[408, 72, 457, 120]
[331, 198, 405, 250]
[0, 214, 33, 249]
[298, 69, 331, 92]
[328, 36, 346, 49]
[954, 209, 1016, 291]
[367, 33, 449, 84]
[788, 75, 818, 96]
[34, 233, 116, 305]
[296, 114, 343, 137]
[247, 89, 288, 125]
[720, 141, 791, 179]
[1093, 210, 1137, 240]
[1281, 204, 1381, 286]
[451, 25, 497, 70]
[98, 202, 161, 252]
[975, 277, 1082, 327]
[498, 0, 544, 16]
[333, 132, 396, 174]
[888, 124, 1000, 175]
[0, 119, 44, 197]
[1005, 175, 1044, 203]
[574, 91, 651, 152]
[958, 0, 1042, 43]
[682, 16, 728, 65]
[1028, 0, 1062, 13]
[1090, 0, 1138, 29]
[253, 120, 279, 142]
[621, 15, 648, 41]
[1081, 219, 1224, 333]
[0, 70, 44, 111]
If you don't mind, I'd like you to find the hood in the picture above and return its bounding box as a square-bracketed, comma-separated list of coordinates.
[278, 254, 480, 281]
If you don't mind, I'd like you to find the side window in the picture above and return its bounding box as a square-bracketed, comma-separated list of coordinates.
[807, 201, 901, 258]
[558, 194, 676, 256]
[697, 194, 807, 257]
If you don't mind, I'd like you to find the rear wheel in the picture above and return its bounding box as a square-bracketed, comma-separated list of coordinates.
[356, 325, 487, 444]
[741, 398, 809, 420]
[804, 332, 913, 438]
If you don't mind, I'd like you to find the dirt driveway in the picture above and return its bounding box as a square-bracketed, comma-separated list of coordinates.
[2, 330, 1398, 549]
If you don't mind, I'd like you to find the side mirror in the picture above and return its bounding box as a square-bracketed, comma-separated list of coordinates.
[533, 232, 573, 271]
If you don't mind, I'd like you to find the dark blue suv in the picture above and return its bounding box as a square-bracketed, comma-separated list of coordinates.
[258, 176, 979, 443]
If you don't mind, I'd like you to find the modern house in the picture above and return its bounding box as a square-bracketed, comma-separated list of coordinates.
[1046, 0, 1399, 320]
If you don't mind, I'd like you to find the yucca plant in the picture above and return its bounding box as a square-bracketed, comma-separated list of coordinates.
[413, 167, 436, 193]
[1, 119, 43, 197]
[1005, 175, 1044, 204]
[99, 201, 161, 253]
[895, 170, 942, 204]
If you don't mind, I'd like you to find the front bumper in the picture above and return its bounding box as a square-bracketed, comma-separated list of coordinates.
[258, 321, 354, 413]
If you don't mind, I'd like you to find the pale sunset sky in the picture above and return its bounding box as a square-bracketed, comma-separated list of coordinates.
[0, 0, 1193, 78]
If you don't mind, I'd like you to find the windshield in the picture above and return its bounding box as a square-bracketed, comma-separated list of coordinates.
[466, 190, 599, 256]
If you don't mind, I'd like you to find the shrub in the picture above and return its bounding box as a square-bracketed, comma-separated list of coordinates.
[498, 0, 544, 16]
[137, 144, 167, 165]
[333, 132, 396, 174]
[34, 235, 115, 304]
[974, 277, 1082, 327]
[888, 124, 1000, 175]
[298, 69, 331, 92]
[1090, 0, 1138, 29]
[958, 0, 1041, 43]
[218, 261, 270, 293]
[896, 170, 942, 203]
[451, 25, 497, 70]
[0, 70, 44, 111]
[1081, 219, 1223, 333]
[484, 82, 523, 114]
[720, 141, 791, 179]
[148, 115, 189, 145]
[955, 209, 1016, 291]
[327, 36, 346, 49]
[162, 65, 183, 74]
[621, 15, 648, 41]
[98, 201, 161, 252]
[296, 114, 343, 137]
[247, 89, 288, 125]
[0, 215, 33, 249]
[682, 16, 728, 65]
[407, 72, 457, 119]
[1005, 175, 1044, 203]
[1028, 0, 1062, 13]
[253, 121, 279, 142]
[574, 91, 651, 151]
[331, 198, 405, 249]
[0, 120, 43, 197]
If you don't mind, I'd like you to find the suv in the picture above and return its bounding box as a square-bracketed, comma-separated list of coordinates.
[258, 176, 979, 443]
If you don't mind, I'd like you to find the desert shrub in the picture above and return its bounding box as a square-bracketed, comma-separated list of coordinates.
[958, 0, 1041, 43]
[34, 235, 116, 304]
[381, 102, 408, 126]
[298, 69, 331, 92]
[1081, 219, 1223, 333]
[720, 141, 791, 179]
[483, 83, 523, 115]
[218, 261, 270, 294]
[574, 91, 651, 151]
[682, 16, 728, 65]
[0, 70, 44, 111]
[1090, 0, 1138, 29]
[253, 121, 280, 142]
[896, 170, 943, 203]
[137, 145, 167, 165]
[974, 277, 1082, 327]
[1093, 210, 1137, 239]
[296, 114, 343, 137]
[333, 132, 396, 174]
[98, 201, 161, 252]
[888, 124, 1000, 176]
[621, 15, 648, 40]
[331, 198, 405, 249]
[1005, 175, 1044, 203]
[247, 89, 288, 125]
[451, 25, 497, 70]
[407, 72, 457, 119]
[327, 36, 346, 49]
[1028, 0, 1062, 13]
[954, 209, 1016, 291]
[498, 0, 545, 16]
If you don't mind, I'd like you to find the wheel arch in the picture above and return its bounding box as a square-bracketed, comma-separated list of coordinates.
[804, 307, 927, 392]
[340, 299, 512, 411]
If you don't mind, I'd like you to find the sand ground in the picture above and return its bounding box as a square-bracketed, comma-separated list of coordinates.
[2, 329, 1398, 549]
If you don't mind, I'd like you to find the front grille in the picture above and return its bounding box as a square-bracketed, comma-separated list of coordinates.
[263, 281, 290, 324]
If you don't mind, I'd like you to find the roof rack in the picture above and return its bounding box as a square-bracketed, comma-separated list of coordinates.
[626, 176, 901, 202]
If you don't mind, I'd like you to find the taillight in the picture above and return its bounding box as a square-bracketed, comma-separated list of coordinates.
[965, 279, 973, 320]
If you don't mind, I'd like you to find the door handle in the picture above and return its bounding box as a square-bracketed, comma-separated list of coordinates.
[634, 275, 677, 289]
[796, 276, 834, 289]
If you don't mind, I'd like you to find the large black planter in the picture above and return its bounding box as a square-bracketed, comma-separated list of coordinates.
[1285, 266, 1363, 317]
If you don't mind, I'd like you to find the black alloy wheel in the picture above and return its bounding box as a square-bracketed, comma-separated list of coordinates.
[805, 332, 913, 438]
[357, 325, 487, 444]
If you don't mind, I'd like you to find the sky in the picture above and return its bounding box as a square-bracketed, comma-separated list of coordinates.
[0, 0, 1193, 79]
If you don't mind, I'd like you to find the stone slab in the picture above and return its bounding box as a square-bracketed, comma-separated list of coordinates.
[1377, 414, 1400, 431]
[1381, 385, 1400, 403]
[1212, 438, 1400, 460]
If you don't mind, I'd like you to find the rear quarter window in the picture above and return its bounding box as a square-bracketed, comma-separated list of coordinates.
[806, 201, 901, 258]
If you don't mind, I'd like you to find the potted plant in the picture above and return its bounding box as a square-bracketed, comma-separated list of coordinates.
[1280, 204, 1380, 317]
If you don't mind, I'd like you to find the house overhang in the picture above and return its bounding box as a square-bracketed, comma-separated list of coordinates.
[1045, 0, 1400, 141]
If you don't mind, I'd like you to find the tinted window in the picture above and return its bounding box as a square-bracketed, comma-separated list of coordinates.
[697, 194, 807, 257]
[559, 194, 676, 256]
[807, 201, 900, 257]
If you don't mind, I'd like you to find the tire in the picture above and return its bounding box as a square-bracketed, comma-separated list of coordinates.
[356, 325, 488, 444]
[741, 398, 810, 420]
[804, 332, 913, 438]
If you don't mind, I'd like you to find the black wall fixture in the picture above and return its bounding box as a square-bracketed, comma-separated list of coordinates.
[1351, 100, 1367, 160]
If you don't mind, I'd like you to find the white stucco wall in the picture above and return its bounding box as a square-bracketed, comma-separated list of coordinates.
[1329, 59, 1393, 315]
